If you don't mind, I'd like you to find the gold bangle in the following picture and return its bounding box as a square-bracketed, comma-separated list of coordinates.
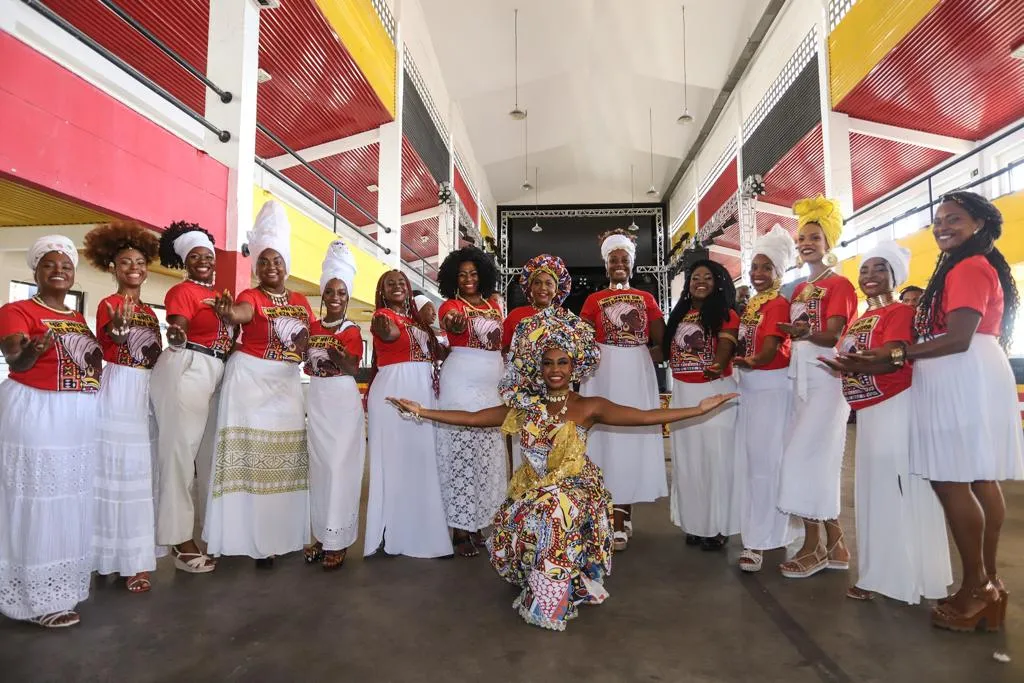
[889, 345, 906, 368]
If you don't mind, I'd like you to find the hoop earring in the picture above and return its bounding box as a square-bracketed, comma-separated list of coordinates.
[824, 252, 838, 268]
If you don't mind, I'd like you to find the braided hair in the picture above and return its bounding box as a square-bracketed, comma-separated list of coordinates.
[158, 221, 216, 269]
[370, 270, 443, 395]
[438, 247, 498, 300]
[663, 259, 736, 357]
[914, 191, 1018, 349]
[83, 222, 160, 270]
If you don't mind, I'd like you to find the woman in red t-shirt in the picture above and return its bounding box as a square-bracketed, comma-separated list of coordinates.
[364, 270, 451, 558]
[0, 235, 101, 629]
[203, 201, 313, 567]
[501, 253, 572, 353]
[732, 226, 800, 572]
[664, 260, 740, 551]
[578, 231, 666, 551]
[435, 247, 506, 557]
[150, 221, 230, 574]
[775, 197, 856, 579]
[83, 223, 163, 594]
[837, 192, 1023, 632]
[822, 242, 951, 605]
[303, 240, 365, 571]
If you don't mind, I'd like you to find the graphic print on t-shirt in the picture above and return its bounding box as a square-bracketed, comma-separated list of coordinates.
[791, 284, 825, 331]
[468, 310, 503, 350]
[407, 324, 431, 361]
[670, 312, 708, 374]
[737, 311, 761, 358]
[263, 304, 310, 362]
[45, 318, 102, 391]
[598, 292, 648, 346]
[121, 310, 162, 368]
[839, 315, 882, 404]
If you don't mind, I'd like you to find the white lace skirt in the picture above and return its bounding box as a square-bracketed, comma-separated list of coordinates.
[93, 364, 159, 576]
[579, 344, 667, 504]
[668, 377, 740, 537]
[436, 348, 507, 531]
[0, 381, 95, 619]
[910, 335, 1024, 482]
[365, 362, 452, 558]
[204, 353, 310, 559]
[307, 375, 365, 551]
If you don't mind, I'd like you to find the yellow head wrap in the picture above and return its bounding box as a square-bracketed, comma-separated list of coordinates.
[793, 196, 843, 250]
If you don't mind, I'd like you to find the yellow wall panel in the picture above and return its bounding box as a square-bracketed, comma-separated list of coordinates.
[829, 0, 939, 105]
[672, 211, 696, 248]
[480, 215, 492, 239]
[315, 0, 397, 117]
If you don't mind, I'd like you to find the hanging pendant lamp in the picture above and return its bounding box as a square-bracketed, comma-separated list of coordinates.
[677, 5, 694, 124]
[646, 109, 659, 197]
[510, 9, 527, 120]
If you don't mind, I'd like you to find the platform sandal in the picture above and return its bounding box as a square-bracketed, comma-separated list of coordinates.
[780, 544, 827, 579]
[126, 572, 151, 593]
[931, 583, 1003, 633]
[824, 521, 849, 570]
[738, 548, 763, 573]
[172, 546, 215, 574]
[613, 529, 628, 552]
[26, 611, 80, 629]
[322, 548, 347, 572]
[304, 542, 325, 564]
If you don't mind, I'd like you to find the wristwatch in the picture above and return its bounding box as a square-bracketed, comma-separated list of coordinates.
[889, 344, 906, 368]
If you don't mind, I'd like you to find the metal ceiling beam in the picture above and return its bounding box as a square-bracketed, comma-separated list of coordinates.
[358, 205, 443, 232]
[264, 128, 380, 170]
[755, 200, 793, 218]
[847, 117, 973, 155]
[664, 0, 786, 204]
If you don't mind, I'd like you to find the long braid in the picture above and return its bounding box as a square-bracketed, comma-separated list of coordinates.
[371, 270, 443, 396]
[914, 191, 1019, 349]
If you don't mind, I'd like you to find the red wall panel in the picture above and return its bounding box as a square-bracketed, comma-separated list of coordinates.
[698, 158, 738, 226]
[761, 125, 825, 210]
[849, 133, 952, 210]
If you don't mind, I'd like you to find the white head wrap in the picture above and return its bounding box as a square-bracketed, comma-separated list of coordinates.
[319, 239, 357, 295]
[27, 234, 78, 270]
[414, 294, 432, 312]
[600, 233, 636, 265]
[248, 200, 292, 274]
[172, 231, 215, 263]
[752, 224, 796, 276]
[863, 240, 911, 289]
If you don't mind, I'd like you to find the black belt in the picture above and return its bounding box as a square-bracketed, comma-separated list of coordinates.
[185, 342, 227, 361]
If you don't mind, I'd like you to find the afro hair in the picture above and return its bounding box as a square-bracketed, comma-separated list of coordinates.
[158, 220, 216, 269]
[83, 222, 160, 271]
[437, 246, 498, 300]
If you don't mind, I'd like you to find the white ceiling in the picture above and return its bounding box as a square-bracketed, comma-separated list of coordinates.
[421, 0, 771, 206]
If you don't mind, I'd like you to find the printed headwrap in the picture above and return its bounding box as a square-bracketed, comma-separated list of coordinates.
[752, 224, 796, 275]
[793, 195, 843, 250]
[498, 306, 600, 410]
[519, 253, 571, 305]
[248, 200, 292, 274]
[172, 231, 215, 263]
[600, 233, 636, 266]
[320, 239, 357, 295]
[863, 240, 911, 289]
[27, 234, 78, 270]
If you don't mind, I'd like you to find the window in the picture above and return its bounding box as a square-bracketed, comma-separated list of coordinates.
[8, 280, 84, 313]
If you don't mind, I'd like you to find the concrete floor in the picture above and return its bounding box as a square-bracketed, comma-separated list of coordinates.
[1, 427, 1022, 682]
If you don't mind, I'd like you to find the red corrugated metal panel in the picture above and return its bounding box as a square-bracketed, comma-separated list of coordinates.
[454, 167, 478, 221]
[755, 212, 799, 239]
[710, 252, 742, 280]
[401, 216, 439, 265]
[278, 141, 381, 226]
[401, 138, 439, 214]
[715, 222, 740, 250]
[44, 0, 209, 113]
[835, 0, 1024, 140]
[761, 125, 825, 209]
[850, 133, 952, 209]
[698, 159, 738, 224]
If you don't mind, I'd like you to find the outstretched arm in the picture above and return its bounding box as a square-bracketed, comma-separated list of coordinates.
[588, 393, 736, 427]
[387, 398, 508, 428]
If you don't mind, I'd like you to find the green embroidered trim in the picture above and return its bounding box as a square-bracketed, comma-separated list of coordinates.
[212, 427, 309, 497]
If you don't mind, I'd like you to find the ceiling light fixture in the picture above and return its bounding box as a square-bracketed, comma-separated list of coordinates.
[628, 164, 640, 232]
[367, 184, 378, 193]
[521, 110, 533, 190]
[646, 108, 659, 197]
[509, 9, 527, 120]
[531, 167, 542, 232]
[677, 6, 694, 124]
[1013, 41, 1024, 60]
[257, 68, 272, 84]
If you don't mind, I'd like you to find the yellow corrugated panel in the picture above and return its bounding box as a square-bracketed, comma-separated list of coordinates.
[0, 178, 113, 227]
[829, 0, 939, 105]
[480, 215, 492, 240]
[672, 211, 696, 248]
[315, 0, 397, 117]
[254, 188, 388, 306]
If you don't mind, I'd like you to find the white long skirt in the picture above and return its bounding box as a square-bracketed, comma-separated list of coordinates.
[579, 344, 667, 503]
[0, 381, 95, 619]
[736, 368, 800, 550]
[204, 353, 309, 559]
[668, 376, 740, 537]
[307, 375, 365, 551]
[910, 335, 1024, 482]
[436, 348, 507, 531]
[777, 342, 850, 520]
[365, 362, 452, 558]
[855, 392, 952, 603]
[93, 364, 159, 576]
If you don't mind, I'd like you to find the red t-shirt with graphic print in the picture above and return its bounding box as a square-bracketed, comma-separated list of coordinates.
[840, 302, 914, 410]
[927, 255, 1003, 337]
[236, 289, 314, 364]
[790, 274, 857, 336]
[502, 305, 544, 350]
[737, 294, 791, 371]
[439, 298, 504, 351]
[96, 294, 162, 369]
[580, 288, 663, 347]
[304, 319, 363, 378]
[670, 308, 740, 383]
[373, 307, 433, 367]
[0, 298, 102, 392]
[163, 281, 234, 354]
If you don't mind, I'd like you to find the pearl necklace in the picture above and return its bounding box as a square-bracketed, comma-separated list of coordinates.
[321, 317, 347, 329]
[261, 287, 289, 306]
[31, 295, 71, 314]
[186, 277, 214, 288]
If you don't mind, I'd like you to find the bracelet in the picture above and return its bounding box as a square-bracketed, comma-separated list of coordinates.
[889, 343, 907, 368]
[111, 324, 130, 337]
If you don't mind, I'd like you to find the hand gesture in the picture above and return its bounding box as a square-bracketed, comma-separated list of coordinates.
[370, 312, 393, 340]
[166, 323, 187, 348]
[326, 346, 348, 369]
[703, 362, 724, 380]
[211, 290, 234, 322]
[443, 310, 467, 334]
[697, 393, 738, 415]
[106, 297, 136, 338]
[386, 397, 421, 418]
[778, 321, 810, 340]
[732, 356, 756, 370]
[24, 329, 55, 356]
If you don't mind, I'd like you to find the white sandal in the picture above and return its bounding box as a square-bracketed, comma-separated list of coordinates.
[738, 548, 763, 573]
[780, 545, 828, 579]
[27, 610, 79, 629]
[824, 522, 849, 570]
[624, 519, 633, 539]
[613, 530, 628, 552]
[173, 546, 216, 574]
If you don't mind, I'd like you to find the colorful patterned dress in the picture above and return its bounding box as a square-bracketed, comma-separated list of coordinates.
[488, 410, 614, 631]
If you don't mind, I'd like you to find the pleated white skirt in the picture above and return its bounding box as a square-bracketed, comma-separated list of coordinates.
[436, 348, 507, 531]
[204, 353, 310, 559]
[307, 375, 365, 551]
[0, 381, 95, 619]
[778, 342, 850, 520]
[736, 368, 800, 550]
[93, 364, 159, 576]
[668, 376, 740, 537]
[854, 392, 952, 603]
[365, 362, 452, 558]
[579, 344, 667, 504]
[910, 334, 1024, 482]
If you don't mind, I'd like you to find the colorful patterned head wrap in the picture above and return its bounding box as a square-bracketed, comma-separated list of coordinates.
[499, 306, 600, 410]
[520, 253, 571, 305]
[793, 195, 843, 250]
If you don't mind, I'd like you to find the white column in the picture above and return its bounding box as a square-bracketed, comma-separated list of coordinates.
[816, 4, 854, 217]
[735, 96, 755, 285]
[438, 126, 456, 264]
[204, 0, 261, 251]
[376, 0, 403, 269]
